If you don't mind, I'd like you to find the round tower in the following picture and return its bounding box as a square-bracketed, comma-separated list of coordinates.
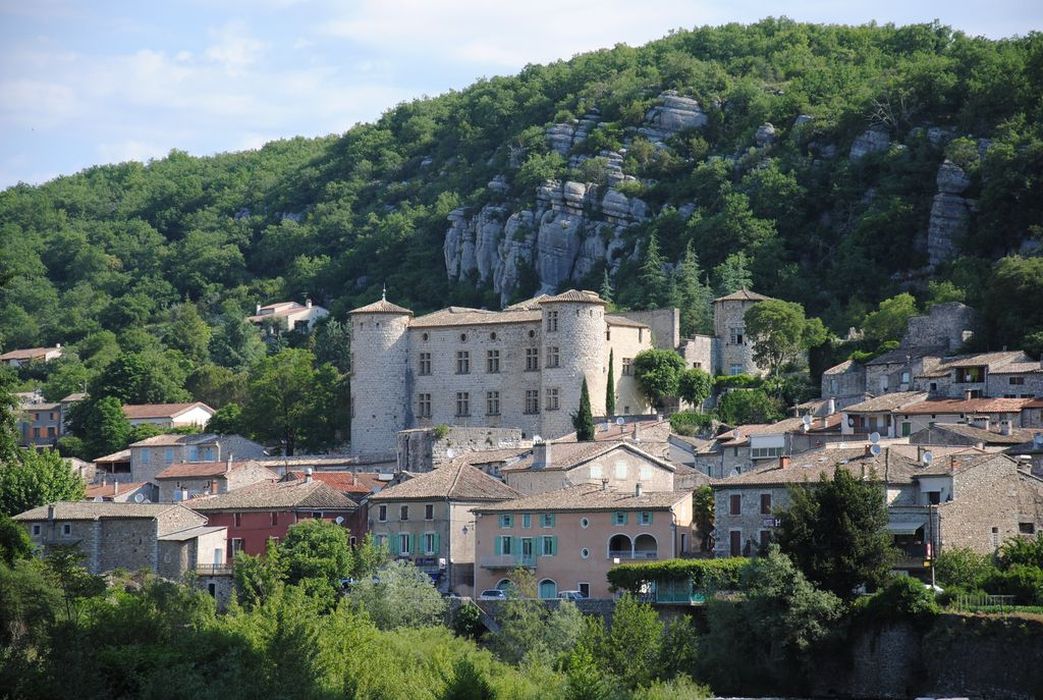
[538, 290, 607, 438]
[348, 294, 413, 458]
[712, 288, 771, 377]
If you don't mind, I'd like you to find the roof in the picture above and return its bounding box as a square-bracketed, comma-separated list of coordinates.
[349, 298, 414, 315]
[714, 447, 924, 487]
[0, 346, 61, 361]
[713, 289, 771, 303]
[122, 402, 214, 420]
[896, 397, 1033, 415]
[555, 418, 673, 445]
[157, 525, 227, 541]
[369, 462, 522, 502]
[474, 483, 688, 513]
[605, 315, 650, 329]
[20, 402, 59, 411]
[129, 432, 224, 448]
[912, 423, 1036, 445]
[94, 449, 131, 463]
[188, 480, 357, 511]
[14, 501, 184, 521]
[410, 306, 541, 328]
[84, 482, 149, 499]
[844, 391, 929, 413]
[941, 351, 1032, 369]
[822, 359, 862, 376]
[287, 470, 385, 494]
[865, 346, 944, 366]
[537, 289, 607, 305]
[60, 393, 86, 403]
[155, 460, 276, 480]
[1026, 398, 1043, 409]
[503, 441, 677, 475]
[247, 301, 327, 322]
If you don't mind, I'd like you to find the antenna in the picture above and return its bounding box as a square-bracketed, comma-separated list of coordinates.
[869, 432, 881, 444]
[869, 444, 882, 457]
[133, 493, 145, 503]
[922, 451, 934, 466]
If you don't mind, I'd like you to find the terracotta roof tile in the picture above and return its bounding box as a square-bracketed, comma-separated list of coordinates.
[0, 346, 62, 361]
[897, 398, 1033, 415]
[349, 298, 414, 315]
[155, 460, 277, 480]
[188, 480, 357, 511]
[122, 402, 214, 420]
[84, 482, 149, 499]
[537, 289, 607, 305]
[844, 392, 929, 413]
[287, 470, 385, 494]
[410, 306, 540, 328]
[369, 462, 522, 502]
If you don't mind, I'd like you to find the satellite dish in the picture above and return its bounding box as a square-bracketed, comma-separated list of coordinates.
[1033, 433, 1043, 447]
[133, 493, 145, 503]
[869, 444, 882, 457]
[445, 448, 456, 459]
[732, 429, 740, 438]
[922, 451, 934, 466]
[847, 417, 854, 427]
[802, 415, 813, 427]
[615, 417, 625, 426]
[335, 516, 344, 525]
[533, 435, 542, 445]
[93, 496, 104, 503]
[869, 432, 881, 444]
[728, 468, 739, 478]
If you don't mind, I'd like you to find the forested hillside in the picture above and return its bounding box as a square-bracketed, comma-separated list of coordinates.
[2, 20, 1042, 406]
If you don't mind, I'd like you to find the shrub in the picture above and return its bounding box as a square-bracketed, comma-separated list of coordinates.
[857, 576, 940, 622]
[607, 558, 746, 594]
[669, 411, 713, 436]
[983, 564, 1043, 605]
[997, 533, 1043, 570]
[934, 547, 996, 589]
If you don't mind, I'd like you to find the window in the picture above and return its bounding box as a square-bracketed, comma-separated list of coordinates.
[729, 494, 741, 515]
[545, 388, 559, 411]
[418, 352, 431, 375]
[486, 391, 500, 416]
[522, 514, 532, 528]
[312, 512, 323, 519]
[580, 517, 589, 528]
[425, 504, 434, 520]
[540, 513, 555, 528]
[759, 530, 771, 549]
[349, 536, 357, 547]
[1019, 522, 1036, 535]
[499, 535, 513, 555]
[525, 347, 539, 371]
[62, 523, 71, 536]
[499, 514, 514, 528]
[927, 491, 941, 505]
[399, 533, 411, 554]
[1010, 376, 1026, 385]
[141, 450, 150, 464]
[231, 538, 244, 555]
[639, 511, 653, 525]
[47, 427, 56, 437]
[729, 327, 744, 345]
[613, 512, 629, 525]
[901, 370, 911, 385]
[546, 310, 559, 332]
[271, 513, 279, 526]
[622, 358, 633, 376]
[417, 393, 431, 419]
[546, 347, 559, 368]
[164, 448, 174, 464]
[590, 465, 603, 479]
[400, 505, 409, 521]
[378, 505, 388, 522]
[541, 536, 557, 556]
[233, 513, 242, 527]
[31, 524, 40, 536]
[829, 378, 837, 394]
[525, 390, 539, 414]
[375, 534, 387, 548]
[521, 537, 534, 559]
[424, 532, 437, 554]
[751, 446, 785, 459]
[581, 548, 590, 559]
[729, 364, 743, 376]
[456, 351, 470, 374]
[991, 527, 1000, 548]
[456, 392, 470, 417]
[760, 494, 772, 514]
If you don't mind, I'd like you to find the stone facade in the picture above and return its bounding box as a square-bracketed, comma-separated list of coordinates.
[901, 302, 977, 352]
[156, 461, 279, 503]
[504, 443, 676, 496]
[129, 434, 266, 485]
[396, 426, 525, 473]
[712, 292, 772, 377]
[936, 454, 1031, 554]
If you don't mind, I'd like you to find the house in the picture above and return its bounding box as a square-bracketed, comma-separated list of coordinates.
[127, 433, 267, 484]
[15, 393, 62, 447]
[841, 391, 928, 437]
[122, 402, 216, 429]
[918, 351, 1041, 399]
[893, 397, 1034, 436]
[909, 420, 1038, 450]
[187, 478, 357, 561]
[0, 345, 63, 367]
[84, 480, 154, 503]
[1007, 432, 1043, 478]
[396, 425, 527, 473]
[472, 484, 694, 600]
[12, 501, 226, 579]
[247, 299, 329, 332]
[820, 360, 867, 405]
[1024, 398, 1043, 429]
[711, 446, 1043, 565]
[502, 440, 678, 496]
[367, 461, 521, 595]
[154, 459, 280, 503]
[94, 449, 132, 479]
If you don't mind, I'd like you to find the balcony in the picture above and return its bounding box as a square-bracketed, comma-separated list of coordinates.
[480, 554, 536, 569]
[196, 563, 233, 576]
[609, 550, 659, 560]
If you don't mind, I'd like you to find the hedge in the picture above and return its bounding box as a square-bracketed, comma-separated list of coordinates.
[607, 558, 747, 593]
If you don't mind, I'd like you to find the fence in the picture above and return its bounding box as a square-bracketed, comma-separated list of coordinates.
[952, 593, 1017, 611]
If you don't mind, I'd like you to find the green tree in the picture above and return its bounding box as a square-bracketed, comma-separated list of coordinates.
[678, 367, 712, 407]
[66, 396, 131, 459]
[162, 302, 211, 364]
[312, 318, 352, 373]
[862, 293, 918, 345]
[775, 466, 894, 600]
[0, 368, 20, 462]
[606, 349, 616, 416]
[693, 485, 715, 552]
[88, 351, 191, 405]
[711, 252, 753, 297]
[206, 403, 243, 434]
[673, 244, 713, 336]
[0, 449, 86, 516]
[233, 539, 287, 609]
[280, 519, 353, 588]
[350, 531, 390, 579]
[934, 547, 994, 590]
[346, 560, 447, 630]
[601, 593, 663, 689]
[209, 311, 266, 370]
[572, 378, 595, 441]
[0, 512, 32, 565]
[639, 234, 669, 308]
[186, 363, 246, 408]
[744, 300, 827, 377]
[714, 389, 783, 425]
[599, 270, 614, 308]
[984, 256, 1043, 353]
[632, 349, 686, 408]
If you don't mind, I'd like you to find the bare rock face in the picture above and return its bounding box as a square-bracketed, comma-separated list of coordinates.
[638, 90, 707, 145]
[928, 161, 974, 267]
[755, 122, 778, 146]
[936, 160, 970, 194]
[850, 128, 891, 160]
[545, 111, 601, 156]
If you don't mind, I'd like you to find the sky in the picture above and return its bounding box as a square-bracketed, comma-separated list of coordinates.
[1, 0, 1040, 189]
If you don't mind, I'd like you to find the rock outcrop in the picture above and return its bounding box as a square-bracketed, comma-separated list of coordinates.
[755, 122, 777, 146]
[927, 160, 974, 267]
[849, 128, 891, 160]
[638, 91, 707, 145]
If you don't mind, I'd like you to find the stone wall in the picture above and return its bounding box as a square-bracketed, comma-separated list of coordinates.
[901, 301, 977, 352]
[617, 309, 679, 350]
[98, 519, 159, 573]
[713, 299, 765, 377]
[350, 311, 411, 457]
[938, 454, 1023, 554]
[396, 426, 525, 473]
[540, 300, 607, 437]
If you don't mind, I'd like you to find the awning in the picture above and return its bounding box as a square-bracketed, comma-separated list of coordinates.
[886, 517, 927, 535]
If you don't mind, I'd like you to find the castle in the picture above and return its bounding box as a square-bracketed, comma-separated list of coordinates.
[349, 289, 772, 458]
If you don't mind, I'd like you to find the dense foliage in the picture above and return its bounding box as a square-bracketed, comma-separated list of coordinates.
[607, 557, 747, 593]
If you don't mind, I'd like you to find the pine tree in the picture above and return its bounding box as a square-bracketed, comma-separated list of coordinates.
[572, 378, 595, 442]
[639, 234, 668, 308]
[599, 269, 614, 305]
[712, 251, 753, 296]
[606, 349, 616, 417]
[674, 244, 713, 336]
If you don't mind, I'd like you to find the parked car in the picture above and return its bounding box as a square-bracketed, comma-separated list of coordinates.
[478, 589, 507, 601]
[558, 590, 587, 601]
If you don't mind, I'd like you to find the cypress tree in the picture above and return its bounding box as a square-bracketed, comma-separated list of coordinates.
[606, 349, 616, 416]
[572, 378, 595, 442]
[639, 234, 668, 308]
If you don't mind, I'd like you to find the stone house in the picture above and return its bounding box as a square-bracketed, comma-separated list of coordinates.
[188, 478, 357, 561]
[127, 433, 267, 484]
[395, 425, 526, 473]
[820, 360, 867, 404]
[893, 397, 1034, 436]
[15, 393, 62, 447]
[247, 299, 329, 332]
[0, 345, 63, 367]
[367, 462, 521, 595]
[1019, 398, 1043, 428]
[712, 289, 775, 377]
[841, 391, 928, 437]
[1007, 433, 1043, 479]
[84, 480, 154, 503]
[917, 351, 1040, 399]
[501, 441, 678, 496]
[909, 421, 1038, 451]
[122, 402, 216, 429]
[13, 501, 226, 579]
[472, 483, 694, 600]
[154, 459, 280, 502]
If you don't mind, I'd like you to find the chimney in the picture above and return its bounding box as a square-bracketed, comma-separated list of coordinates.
[533, 441, 551, 470]
[860, 464, 867, 480]
[827, 397, 836, 416]
[779, 455, 791, 469]
[635, 482, 643, 497]
[226, 455, 233, 473]
[113, 480, 119, 496]
[180, 487, 188, 502]
[975, 441, 985, 451]
[632, 424, 640, 441]
[917, 446, 927, 464]
[1000, 420, 1013, 436]
[306, 298, 312, 308]
[865, 444, 874, 457]
[255, 304, 262, 315]
[820, 415, 829, 429]
[971, 416, 990, 432]
[964, 389, 973, 401]
[304, 467, 313, 483]
[950, 456, 957, 472]
[601, 478, 609, 491]
[47, 504, 55, 520]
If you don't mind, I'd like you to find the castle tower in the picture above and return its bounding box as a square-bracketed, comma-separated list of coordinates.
[348, 294, 414, 457]
[712, 289, 771, 377]
[538, 290, 608, 438]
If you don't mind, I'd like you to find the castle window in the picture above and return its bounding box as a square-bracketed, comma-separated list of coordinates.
[422, 332, 429, 341]
[729, 327, 744, 345]
[487, 391, 500, 416]
[546, 347, 559, 368]
[546, 311, 559, 332]
[456, 392, 470, 417]
[525, 390, 540, 414]
[417, 393, 431, 419]
[525, 348, 539, 371]
[487, 350, 500, 373]
[456, 351, 470, 374]
[545, 388, 559, 411]
[490, 332, 497, 340]
[622, 358, 633, 376]
[460, 333, 467, 342]
[419, 352, 431, 375]
[730, 364, 743, 376]
[528, 330, 535, 338]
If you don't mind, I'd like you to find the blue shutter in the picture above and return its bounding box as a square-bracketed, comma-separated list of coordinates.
[495, 536, 502, 556]
[390, 533, 400, 556]
[433, 533, 440, 555]
[551, 536, 558, 556]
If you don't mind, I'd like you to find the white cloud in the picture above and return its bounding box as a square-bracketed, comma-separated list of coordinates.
[0, 79, 80, 128]
[204, 21, 267, 76]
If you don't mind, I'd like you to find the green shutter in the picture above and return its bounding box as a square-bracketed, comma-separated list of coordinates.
[551, 536, 558, 556]
[523, 513, 531, 529]
[407, 533, 414, 555]
[390, 533, 400, 556]
[513, 537, 521, 559]
[433, 533, 440, 555]
[495, 536, 502, 556]
[647, 512, 654, 525]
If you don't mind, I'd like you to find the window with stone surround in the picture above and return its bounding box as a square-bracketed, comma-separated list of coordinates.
[456, 351, 470, 374]
[622, 358, 632, 376]
[546, 310, 559, 332]
[546, 346, 559, 368]
[525, 390, 539, 414]
[378, 505, 387, 521]
[486, 391, 500, 416]
[487, 350, 500, 373]
[400, 505, 409, 521]
[455, 392, 470, 417]
[729, 327, 744, 345]
[425, 504, 434, 520]
[729, 494, 741, 515]
[419, 352, 431, 375]
[760, 494, 772, 514]
[545, 388, 559, 411]
[525, 347, 539, 371]
[417, 393, 431, 418]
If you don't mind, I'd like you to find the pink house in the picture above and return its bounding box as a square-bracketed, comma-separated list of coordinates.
[472, 484, 694, 600]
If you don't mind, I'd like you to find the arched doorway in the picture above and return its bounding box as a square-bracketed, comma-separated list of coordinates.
[538, 579, 557, 599]
[608, 533, 632, 559]
[634, 534, 658, 559]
